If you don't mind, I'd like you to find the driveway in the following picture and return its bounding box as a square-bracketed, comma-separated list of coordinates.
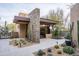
[0, 39, 65, 56]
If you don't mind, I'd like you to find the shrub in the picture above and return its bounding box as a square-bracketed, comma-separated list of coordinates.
[17, 41, 22, 47]
[61, 43, 66, 47]
[65, 32, 72, 40]
[54, 45, 60, 49]
[71, 40, 77, 48]
[13, 40, 19, 46]
[53, 28, 59, 37]
[57, 50, 62, 54]
[47, 48, 52, 52]
[37, 50, 45, 56]
[10, 39, 27, 47]
[20, 39, 26, 45]
[63, 46, 75, 54]
[52, 26, 61, 39]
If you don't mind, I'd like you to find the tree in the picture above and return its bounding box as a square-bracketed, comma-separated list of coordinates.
[7, 23, 16, 32]
[46, 8, 69, 38]
[52, 26, 60, 39]
[0, 21, 9, 38]
[48, 9, 63, 32]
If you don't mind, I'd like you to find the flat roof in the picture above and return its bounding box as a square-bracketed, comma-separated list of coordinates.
[13, 16, 57, 24]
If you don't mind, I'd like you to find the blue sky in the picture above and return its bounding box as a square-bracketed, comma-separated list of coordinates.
[0, 3, 70, 26]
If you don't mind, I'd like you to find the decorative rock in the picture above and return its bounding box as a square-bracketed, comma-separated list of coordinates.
[47, 53, 53, 56]
[47, 48, 52, 52]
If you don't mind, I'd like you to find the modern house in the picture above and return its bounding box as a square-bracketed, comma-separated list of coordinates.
[71, 3, 79, 46]
[13, 8, 57, 43]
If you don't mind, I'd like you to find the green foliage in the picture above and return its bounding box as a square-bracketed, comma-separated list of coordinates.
[0, 21, 9, 38]
[46, 8, 69, 38]
[37, 50, 45, 56]
[10, 39, 27, 47]
[65, 32, 72, 40]
[47, 9, 65, 31]
[53, 27, 59, 36]
[7, 23, 16, 32]
[63, 46, 75, 54]
[48, 9, 63, 22]
[20, 39, 26, 45]
[52, 26, 61, 39]
[57, 50, 62, 54]
[61, 43, 66, 47]
[13, 40, 19, 46]
[47, 48, 52, 52]
[54, 45, 60, 49]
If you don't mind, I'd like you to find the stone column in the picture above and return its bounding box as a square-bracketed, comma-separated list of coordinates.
[27, 8, 40, 43]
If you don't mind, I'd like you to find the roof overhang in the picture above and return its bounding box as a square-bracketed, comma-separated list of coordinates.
[13, 16, 57, 25]
[40, 18, 56, 25]
[13, 16, 30, 24]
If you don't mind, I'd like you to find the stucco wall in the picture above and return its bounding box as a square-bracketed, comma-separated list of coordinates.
[71, 3, 79, 46]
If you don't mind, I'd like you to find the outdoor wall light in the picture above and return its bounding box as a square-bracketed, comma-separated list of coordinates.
[49, 26, 52, 30]
[42, 24, 46, 27]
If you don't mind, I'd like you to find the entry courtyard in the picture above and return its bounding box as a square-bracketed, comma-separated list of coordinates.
[0, 39, 65, 56]
[0, 3, 79, 56]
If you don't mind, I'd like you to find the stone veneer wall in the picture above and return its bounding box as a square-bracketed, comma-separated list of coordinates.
[27, 8, 40, 43]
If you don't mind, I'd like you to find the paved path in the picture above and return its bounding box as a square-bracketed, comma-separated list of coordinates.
[0, 39, 65, 56]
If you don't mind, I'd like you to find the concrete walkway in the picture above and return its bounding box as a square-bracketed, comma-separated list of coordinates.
[0, 39, 65, 56]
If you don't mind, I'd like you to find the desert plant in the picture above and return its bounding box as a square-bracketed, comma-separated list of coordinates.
[37, 50, 45, 56]
[20, 39, 26, 45]
[52, 27, 60, 39]
[65, 32, 72, 40]
[71, 40, 77, 48]
[13, 40, 19, 46]
[63, 46, 75, 54]
[20, 39, 24, 43]
[47, 48, 52, 52]
[61, 43, 66, 47]
[9, 39, 29, 48]
[17, 41, 22, 47]
[57, 50, 62, 54]
[54, 45, 60, 49]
